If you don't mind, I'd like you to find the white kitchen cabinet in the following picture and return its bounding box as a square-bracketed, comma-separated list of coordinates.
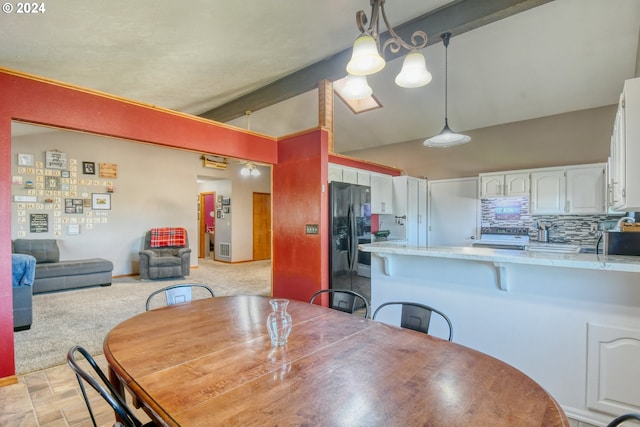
[371, 173, 393, 214]
[530, 170, 566, 214]
[357, 171, 370, 186]
[392, 176, 427, 246]
[566, 165, 606, 214]
[328, 164, 370, 186]
[609, 77, 640, 210]
[531, 164, 606, 215]
[587, 323, 640, 415]
[480, 172, 529, 197]
[328, 164, 342, 183]
[341, 168, 357, 184]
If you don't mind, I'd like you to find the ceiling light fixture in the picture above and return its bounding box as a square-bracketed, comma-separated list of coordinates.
[424, 32, 470, 148]
[241, 162, 260, 177]
[345, 0, 431, 96]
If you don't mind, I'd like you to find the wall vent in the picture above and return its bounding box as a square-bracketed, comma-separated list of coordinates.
[219, 242, 231, 258]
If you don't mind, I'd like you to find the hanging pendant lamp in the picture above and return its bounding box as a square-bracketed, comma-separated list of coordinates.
[424, 33, 470, 148]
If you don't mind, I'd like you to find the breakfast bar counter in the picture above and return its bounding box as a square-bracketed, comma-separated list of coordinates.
[359, 242, 640, 426]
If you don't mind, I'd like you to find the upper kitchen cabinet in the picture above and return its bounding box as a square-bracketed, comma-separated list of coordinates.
[566, 165, 606, 214]
[371, 173, 393, 214]
[530, 164, 606, 215]
[328, 164, 370, 186]
[609, 77, 640, 211]
[393, 176, 427, 246]
[480, 172, 529, 198]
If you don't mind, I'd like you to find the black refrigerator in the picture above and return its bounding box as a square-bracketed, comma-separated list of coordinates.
[329, 182, 371, 302]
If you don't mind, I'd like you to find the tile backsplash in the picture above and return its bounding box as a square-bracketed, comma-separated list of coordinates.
[480, 197, 622, 246]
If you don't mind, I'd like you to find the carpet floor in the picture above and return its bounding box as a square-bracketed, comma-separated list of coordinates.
[13, 259, 272, 375]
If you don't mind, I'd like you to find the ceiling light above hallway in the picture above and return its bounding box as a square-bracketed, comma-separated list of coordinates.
[241, 162, 260, 177]
[343, 0, 431, 99]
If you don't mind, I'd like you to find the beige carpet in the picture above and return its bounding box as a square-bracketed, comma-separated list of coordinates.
[13, 259, 272, 375]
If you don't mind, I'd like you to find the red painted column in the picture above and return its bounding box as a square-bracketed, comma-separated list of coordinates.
[272, 129, 329, 302]
[0, 108, 15, 380]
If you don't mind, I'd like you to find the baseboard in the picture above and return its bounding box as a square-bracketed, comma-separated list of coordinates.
[0, 375, 18, 387]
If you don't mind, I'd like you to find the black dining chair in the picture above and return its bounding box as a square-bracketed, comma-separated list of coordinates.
[372, 301, 453, 341]
[607, 413, 640, 426]
[67, 345, 155, 427]
[309, 289, 370, 318]
[145, 283, 214, 311]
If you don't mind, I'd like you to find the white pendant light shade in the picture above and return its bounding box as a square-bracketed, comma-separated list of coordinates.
[395, 52, 432, 88]
[342, 74, 373, 99]
[424, 120, 471, 147]
[346, 34, 385, 76]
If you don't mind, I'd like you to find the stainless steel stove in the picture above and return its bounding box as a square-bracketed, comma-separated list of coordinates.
[472, 227, 530, 250]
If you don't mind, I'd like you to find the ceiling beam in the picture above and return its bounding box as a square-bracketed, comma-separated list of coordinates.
[200, 0, 553, 124]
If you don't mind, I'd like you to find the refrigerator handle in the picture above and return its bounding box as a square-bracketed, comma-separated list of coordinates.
[348, 204, 357, 271]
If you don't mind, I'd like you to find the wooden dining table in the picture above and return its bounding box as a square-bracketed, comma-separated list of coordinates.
[104, 295, 569, 427]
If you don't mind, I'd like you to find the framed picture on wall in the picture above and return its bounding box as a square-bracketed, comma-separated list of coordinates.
[222, 197, 230, 206]
[91, 193, 111, 210]
[217, 210, 223, 219]
[223, 206, 230, 214]
[82, 161, 95, 175]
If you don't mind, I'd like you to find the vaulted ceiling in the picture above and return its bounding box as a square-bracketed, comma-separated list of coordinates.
[3, 0, 640, 155]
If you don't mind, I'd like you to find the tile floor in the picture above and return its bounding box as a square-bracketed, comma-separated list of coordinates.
[0, 354, 151, 427]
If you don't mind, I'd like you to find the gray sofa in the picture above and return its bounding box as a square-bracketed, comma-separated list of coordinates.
[12, 239, 113, 294]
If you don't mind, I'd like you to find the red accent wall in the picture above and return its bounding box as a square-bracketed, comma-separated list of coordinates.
[272, 129, 328, 302]
[0, 69, 279, 379]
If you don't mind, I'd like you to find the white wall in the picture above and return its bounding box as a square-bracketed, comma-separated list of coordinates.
[11, 124, 271, 274]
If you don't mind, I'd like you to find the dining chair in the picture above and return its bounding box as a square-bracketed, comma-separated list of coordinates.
[372, 301, 453, 341]
[607, 413, 640, 426]
[67, 345, 155, 427]
[309, 289, 370, 318]
[145, 283, 214, 311]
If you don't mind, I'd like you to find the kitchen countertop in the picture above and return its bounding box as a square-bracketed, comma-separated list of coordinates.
[359, 241, 640, 273]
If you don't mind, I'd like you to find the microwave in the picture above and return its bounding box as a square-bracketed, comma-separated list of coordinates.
[604, 231, 640, 255]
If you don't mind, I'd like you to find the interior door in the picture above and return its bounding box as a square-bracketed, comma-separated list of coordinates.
[252, 192, 271, 260]
[199, 192, 215, 258]
[427, 178, 479, 247]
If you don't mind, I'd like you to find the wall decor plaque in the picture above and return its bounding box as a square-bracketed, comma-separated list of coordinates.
[45, 150, 67, 169]
[30, 213, 49, 233]
[99, 163, 118, 178]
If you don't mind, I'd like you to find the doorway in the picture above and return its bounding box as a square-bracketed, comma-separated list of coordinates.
[199, 192, 216, 258]
[253, 192, 271, 260]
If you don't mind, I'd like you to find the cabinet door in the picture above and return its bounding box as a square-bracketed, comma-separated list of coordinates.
[566, 165, 606, 214]
[504, 172, 529, 196]
[328, 164, 343, 183]
[530, 170, 566, 214]
[610, 97, 626, 209]
[418, 179, 428, 247]
[342, 168, 357, 184]
[357, 171, 370, 186]
[371, 174, 393, 214]
[480, 174, 503, 197]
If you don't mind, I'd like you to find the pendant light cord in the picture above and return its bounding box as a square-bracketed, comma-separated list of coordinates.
[442, 32, 450, 125]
